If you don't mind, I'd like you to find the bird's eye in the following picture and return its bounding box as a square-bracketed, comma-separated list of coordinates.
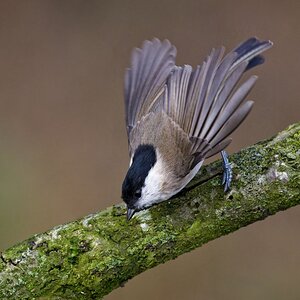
[135, 190, 141, 198]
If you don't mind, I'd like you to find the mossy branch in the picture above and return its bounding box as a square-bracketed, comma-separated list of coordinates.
[1, 123, 300, 300]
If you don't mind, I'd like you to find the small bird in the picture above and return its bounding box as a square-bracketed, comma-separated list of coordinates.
[122, 37, 272, 220]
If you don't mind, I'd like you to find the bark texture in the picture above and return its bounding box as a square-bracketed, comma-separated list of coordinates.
[0, 123, 299, 300]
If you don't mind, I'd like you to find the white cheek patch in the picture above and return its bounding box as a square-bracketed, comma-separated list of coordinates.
[138, 151, 167, 208]
[138, 158, 204, 209]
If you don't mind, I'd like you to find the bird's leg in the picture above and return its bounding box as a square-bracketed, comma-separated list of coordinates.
[221, 150, 232, 192]
[172, 151, 233, 198]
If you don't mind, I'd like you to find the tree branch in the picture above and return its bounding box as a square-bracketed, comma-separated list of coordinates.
[1, 123, 299, 299]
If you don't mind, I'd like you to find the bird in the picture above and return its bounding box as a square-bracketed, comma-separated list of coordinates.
[121, 37, 273, 220]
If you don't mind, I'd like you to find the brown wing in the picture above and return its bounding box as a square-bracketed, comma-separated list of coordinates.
[124, 39, 176, 138]
[128, 111, 193, 177]
[163, 37, 273, 167]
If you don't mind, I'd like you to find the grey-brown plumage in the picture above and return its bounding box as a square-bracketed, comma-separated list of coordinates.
[122, 37, 272, 217]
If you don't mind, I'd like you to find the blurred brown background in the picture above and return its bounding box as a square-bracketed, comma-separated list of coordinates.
[0, 0, 299, 299]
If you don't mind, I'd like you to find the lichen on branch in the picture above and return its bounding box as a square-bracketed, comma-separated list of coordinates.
[0, 122, 299, 300]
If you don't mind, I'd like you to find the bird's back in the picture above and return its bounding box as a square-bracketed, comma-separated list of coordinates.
[129, 111, 193, 179]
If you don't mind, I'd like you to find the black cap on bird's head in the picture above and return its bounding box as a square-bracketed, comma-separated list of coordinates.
[122, 144, 156, 220]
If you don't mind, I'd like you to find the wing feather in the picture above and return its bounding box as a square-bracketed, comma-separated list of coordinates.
[124, 39, 176, 136]
[164, 65, 193, 125]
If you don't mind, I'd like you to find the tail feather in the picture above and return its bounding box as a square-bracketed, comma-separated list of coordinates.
[204, 75, 258, 142]
[163, 37, 272, 164]
[208, 100, 254, 149]
[199, 61, 248, 140]
[192, 47, 225, 137]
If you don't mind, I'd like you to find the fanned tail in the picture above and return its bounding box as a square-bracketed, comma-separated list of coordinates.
[163, 37, 273, 167]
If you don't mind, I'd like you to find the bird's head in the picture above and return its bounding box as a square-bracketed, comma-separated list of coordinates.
[122, 144, 167, 220]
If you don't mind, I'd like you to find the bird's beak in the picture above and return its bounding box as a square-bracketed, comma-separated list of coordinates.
[126, 208, 136, 221]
